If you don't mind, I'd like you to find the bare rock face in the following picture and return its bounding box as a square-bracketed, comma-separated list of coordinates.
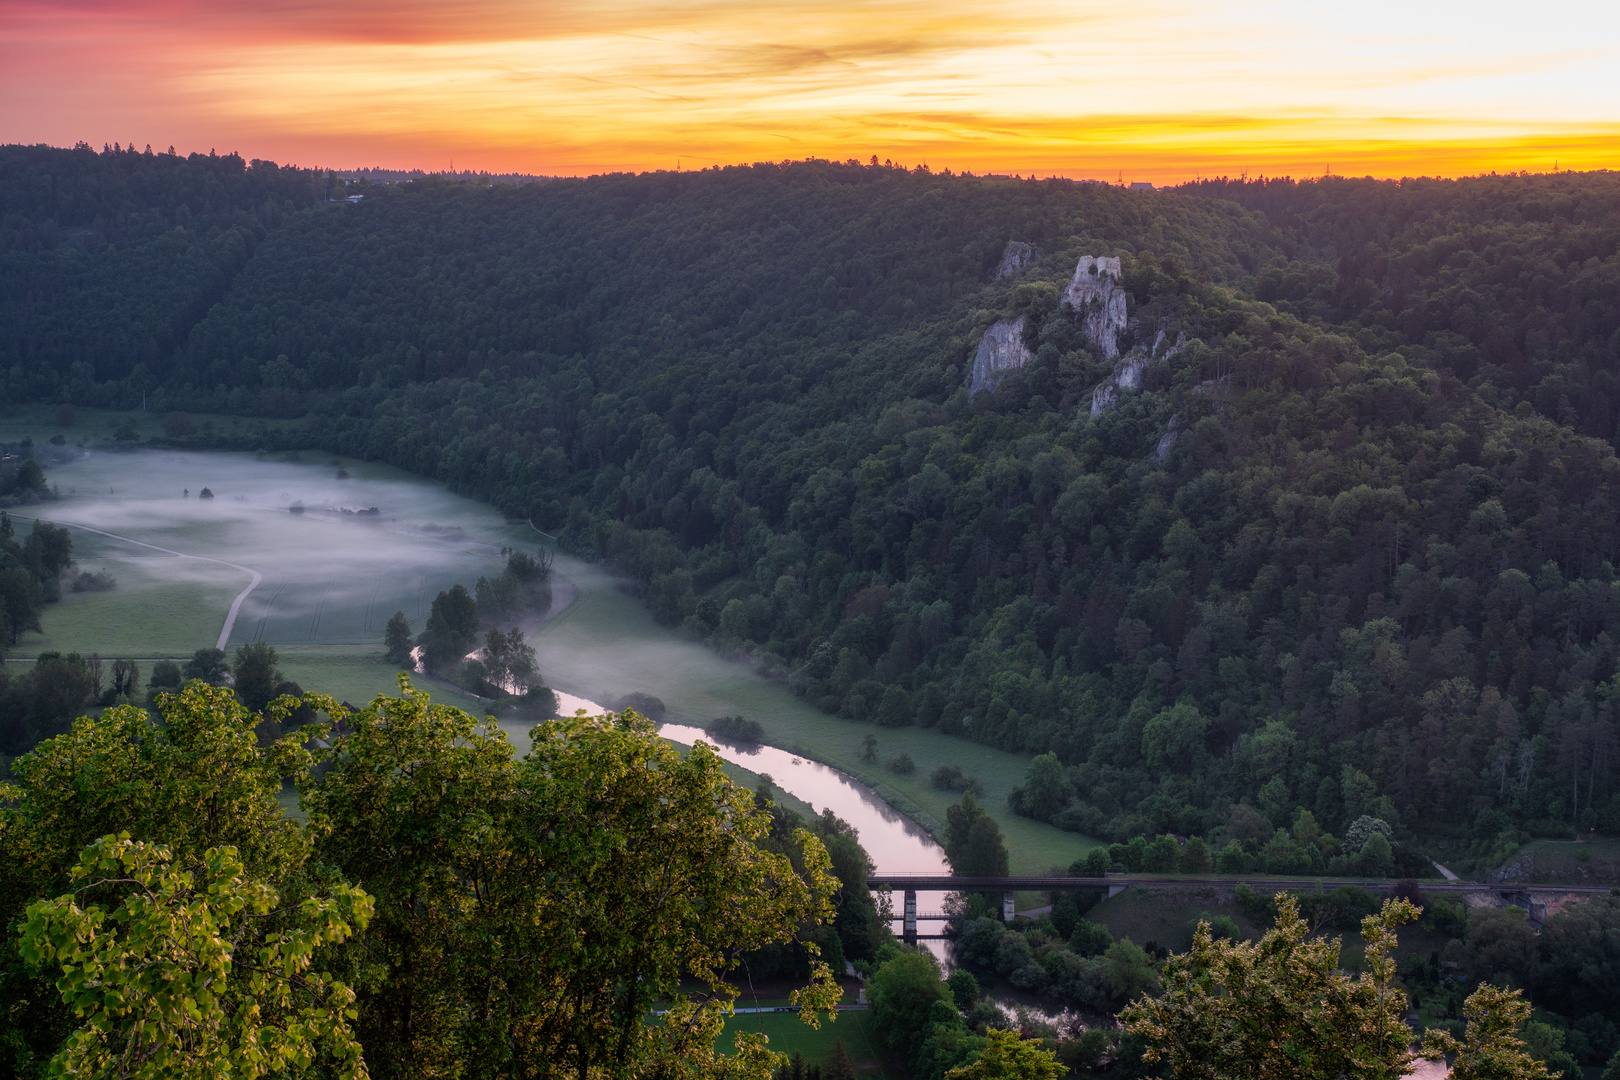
[995, 241, 1037, 278]
[1063, 255, 1127, 357]
[1089, 355, 1149, 416]
[968, 316, 1032, 395]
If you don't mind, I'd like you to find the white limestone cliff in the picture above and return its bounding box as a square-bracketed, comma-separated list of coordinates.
[995, 241, 1037, 278]
[968, 316, 1032, 395]
[1089, 355, 1149, 416]
[1062, 255, 1127, 358]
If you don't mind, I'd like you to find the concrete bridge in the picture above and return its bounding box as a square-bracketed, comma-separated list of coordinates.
[867, 873, 1615, 944]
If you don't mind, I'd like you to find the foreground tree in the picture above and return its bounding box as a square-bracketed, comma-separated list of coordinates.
[19, 835, 372, 1080]
[0, 685, 318, 1072]
[1122, 893, 1433, 1079]
[945, 1028, 1066, 1080]
[1421, 984, 1552, 1080]
[1124, 893, 1562, 1080]
[2, 678, 844, 1080]
[299, 679, 840, 1079]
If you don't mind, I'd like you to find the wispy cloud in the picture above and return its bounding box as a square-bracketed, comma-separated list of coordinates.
[3, 0, 1616, 179]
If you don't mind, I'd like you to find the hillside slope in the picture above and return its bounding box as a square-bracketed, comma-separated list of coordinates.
[4, 147, 1620, 870]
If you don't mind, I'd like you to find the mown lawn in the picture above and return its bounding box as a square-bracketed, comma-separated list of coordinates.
[15, 526, 244, 658]
[718, 1010, 896, 1079]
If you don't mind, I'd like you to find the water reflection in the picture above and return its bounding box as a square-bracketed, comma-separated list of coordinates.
[658, 723, 948, 875]
[555, 694, 953, 959]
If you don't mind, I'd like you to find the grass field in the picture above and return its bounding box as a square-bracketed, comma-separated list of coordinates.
[275, 648, 489, 715]
[11, 446, 515, 667]
[718, 1010, 895, 1079]
[17, 528, 244, 657]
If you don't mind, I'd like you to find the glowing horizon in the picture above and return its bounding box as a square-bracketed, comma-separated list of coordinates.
[3, 0, 1617, 183]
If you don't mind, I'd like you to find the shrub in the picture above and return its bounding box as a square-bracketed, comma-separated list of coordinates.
[1142, 835, 1179, 872]
[1214, 841, 1248, 874]
[71, 570, 116, 592]
[611, 692, 666, 720]
[1180, 836, 1212, 874]
[706, 715, 763, 744]
[887, 753, 915, 775]
[1069, 848, 1110, 877]
[931, 764, 983, 794]
[1069, 919, 1114, 957]
[1192, 911, 1241, 941]
[946, 968, 979, 1008]
[1343, 815, 1393, 853]
[511, 685, 558, 720]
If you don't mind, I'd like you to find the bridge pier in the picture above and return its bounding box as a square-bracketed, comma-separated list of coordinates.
[903, 889, 917, 944]
[1003, 891, 1015, 923]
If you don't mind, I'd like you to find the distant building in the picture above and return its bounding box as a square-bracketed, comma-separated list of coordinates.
[1130, 181, 1155, 190]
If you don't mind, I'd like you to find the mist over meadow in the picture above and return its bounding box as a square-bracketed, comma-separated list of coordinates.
[41, 448, 515, 647]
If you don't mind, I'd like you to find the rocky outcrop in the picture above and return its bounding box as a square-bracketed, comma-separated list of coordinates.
[1152, 422, 1179, 463]
[1063, 255, 1127, 357]
[968, 317, 1032, 395]
[1089, 355, 1148, 416]
[995, 241, 1038, 278]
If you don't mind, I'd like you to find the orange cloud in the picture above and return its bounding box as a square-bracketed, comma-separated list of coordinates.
[3, 0, 1617, 180]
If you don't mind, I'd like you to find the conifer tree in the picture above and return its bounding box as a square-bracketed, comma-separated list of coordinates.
[383, 610, 413, 666]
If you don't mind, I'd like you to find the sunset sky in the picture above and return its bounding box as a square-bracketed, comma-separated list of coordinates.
[3, 0, 1618, 183]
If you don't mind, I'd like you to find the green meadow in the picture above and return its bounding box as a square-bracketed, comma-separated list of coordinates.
[718, 1010, 895, 1080]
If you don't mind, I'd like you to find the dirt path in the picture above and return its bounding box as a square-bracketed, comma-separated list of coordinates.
[19, 515, 263, 649]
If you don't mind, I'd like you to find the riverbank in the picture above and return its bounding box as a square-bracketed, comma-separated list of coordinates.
[524, 550, 1099, 875]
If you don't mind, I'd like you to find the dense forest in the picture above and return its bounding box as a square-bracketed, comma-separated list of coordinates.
[4, 144, 1620, 872]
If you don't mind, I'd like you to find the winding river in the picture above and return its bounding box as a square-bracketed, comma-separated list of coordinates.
[551, 694, 953, 951]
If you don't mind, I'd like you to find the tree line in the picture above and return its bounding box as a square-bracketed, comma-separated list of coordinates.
[381, 547, 559, 714]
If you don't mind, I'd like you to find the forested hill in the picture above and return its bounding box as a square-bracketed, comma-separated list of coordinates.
[1180, 173, 1620, 437]
[5, 143, 1620, 868]
[0, 144, 322, 388]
